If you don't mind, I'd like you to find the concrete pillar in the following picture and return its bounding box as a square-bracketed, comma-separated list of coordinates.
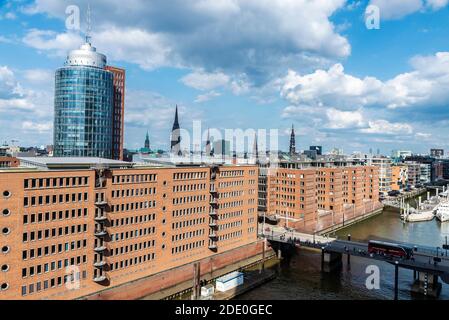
[411, 272, 442, 298]
[394, 263, 399, 300]
[321, 251, 342, 273]
[192, 262, 201, 300]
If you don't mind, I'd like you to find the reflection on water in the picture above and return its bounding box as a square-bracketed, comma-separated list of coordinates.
[237, 205, 449, 300]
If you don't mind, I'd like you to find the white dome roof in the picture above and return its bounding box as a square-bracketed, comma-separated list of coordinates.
[65, 42, 107, 68]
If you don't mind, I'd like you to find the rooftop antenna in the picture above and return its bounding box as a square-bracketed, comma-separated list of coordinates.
[86, 3, 92, 44]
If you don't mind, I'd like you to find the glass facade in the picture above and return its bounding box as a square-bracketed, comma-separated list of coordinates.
[54, 66, 114, 158]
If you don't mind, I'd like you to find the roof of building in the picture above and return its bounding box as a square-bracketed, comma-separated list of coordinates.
[18, 157, 133, 170]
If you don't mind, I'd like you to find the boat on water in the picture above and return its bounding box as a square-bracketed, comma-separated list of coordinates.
[402, 196, 438, 222]
[405, 209, 435, 222]
[436, 201, 449, 222]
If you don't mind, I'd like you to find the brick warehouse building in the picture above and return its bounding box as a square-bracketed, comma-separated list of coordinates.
[0, 158, 258, 300]
[264, 166, 381, 233]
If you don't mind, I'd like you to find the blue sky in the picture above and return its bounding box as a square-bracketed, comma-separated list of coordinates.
[1, 0, 449, 155]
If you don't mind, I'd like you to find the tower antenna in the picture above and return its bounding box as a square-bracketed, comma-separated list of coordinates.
[86, 3, 92, 44]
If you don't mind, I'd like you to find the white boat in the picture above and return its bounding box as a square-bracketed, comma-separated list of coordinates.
[406, 209, 435, 222]
[436, 201, 449, 222]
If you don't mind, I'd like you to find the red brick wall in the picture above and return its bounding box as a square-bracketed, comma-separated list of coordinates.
[83, 240, 264, 300]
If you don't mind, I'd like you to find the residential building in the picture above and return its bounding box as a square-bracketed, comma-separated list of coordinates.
[391, 165, 408, 191]
[419, 163, 431, 184]
[392, 150, 412, 159]
[404, 161, 421, 187]
[430, 149, 444, 158]
[349, 156, 392, 195]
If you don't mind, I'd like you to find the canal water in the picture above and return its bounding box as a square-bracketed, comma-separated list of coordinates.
[238, 192, 449, 300]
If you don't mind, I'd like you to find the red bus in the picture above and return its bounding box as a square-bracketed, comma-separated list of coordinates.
[368, 240, 414, 259]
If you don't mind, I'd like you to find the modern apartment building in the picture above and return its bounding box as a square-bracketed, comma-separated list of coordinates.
[404, 162, 421, 187]
[419, 163, 431, 184]
[53, 38, 125, 159]
[0, 158, 258, 300]
[349, 156, 392, 195]
[391, 165, 408, 191]
[264, 165, 380, 233]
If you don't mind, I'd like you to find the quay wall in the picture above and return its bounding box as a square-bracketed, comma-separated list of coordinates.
[80, 240, 266, 300]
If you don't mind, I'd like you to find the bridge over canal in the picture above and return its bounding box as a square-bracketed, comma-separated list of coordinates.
[261, 227, 449, 299]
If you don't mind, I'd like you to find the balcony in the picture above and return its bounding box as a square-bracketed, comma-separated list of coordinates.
[93, 275, 108, 283]
[94, 215, 108, 222]
[94, 260, 107, 268]
[95, 199, 108, 207]
[209, 221, 218, 228]
[210, 198, 218, 205]
[208, 244, 217, 250]
[209, 233, 218, 239]
[210, 187, 218, 194]
[209, 210, 218, 217]
[94, 230, 108, 238]
[94, 246, 107, 253]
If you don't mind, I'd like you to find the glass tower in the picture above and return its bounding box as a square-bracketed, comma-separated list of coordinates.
[54, 41, 114, 158]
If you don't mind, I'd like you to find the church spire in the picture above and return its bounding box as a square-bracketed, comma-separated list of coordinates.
[205, 129, 211, 156]
[170, 105, 182, 156]
[289, 124, 296, 155]
[253, 133, 259, 164]
[144, 131, 150, 150]
[172, 105, 180, 131]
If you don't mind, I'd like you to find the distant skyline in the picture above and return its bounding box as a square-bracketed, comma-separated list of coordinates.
[1, 1, 449, 154]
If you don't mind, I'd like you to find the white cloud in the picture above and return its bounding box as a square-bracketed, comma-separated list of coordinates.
[181, 71, 230, 91]
[23, 29, 83, 57]
[280, 52, 449, 110]
[23, 69, 53, 85]
[0, 66, 22, 99]
[326, 108, 365, 129]
[360, 120, 413, 135]
[195, 91, 221, 103]
[369, 0, 449, 20]
[22, 0, 351, 82]
[22, 121, 53, 133]
[415, 132, 432, 139]
[369, 0, 423, 20]
[426, 0, 449, 10]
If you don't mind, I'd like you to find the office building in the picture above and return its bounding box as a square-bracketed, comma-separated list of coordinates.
[0, 158, 258, 300]
[213, 140, 231, 157]
[53, 38, 125, 159]
[309, 146, 322, 156]
[105, 66, 126, 160]
[264, 166, 380, 233]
